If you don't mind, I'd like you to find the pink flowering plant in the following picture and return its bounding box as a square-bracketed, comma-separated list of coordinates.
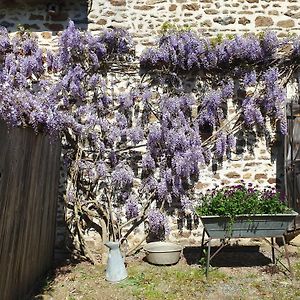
[0, 21, 298, 261]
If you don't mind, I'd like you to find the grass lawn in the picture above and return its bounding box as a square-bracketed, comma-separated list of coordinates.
[35, 242, 300, 300]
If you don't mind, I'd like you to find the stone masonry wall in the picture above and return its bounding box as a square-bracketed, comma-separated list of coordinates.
[0, 0, 296, 257]
[1, 0, 300, 49]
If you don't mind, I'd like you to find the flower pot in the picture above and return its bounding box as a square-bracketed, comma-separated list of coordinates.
[143, 242, 183, 265]
[200, 212, 298, 239]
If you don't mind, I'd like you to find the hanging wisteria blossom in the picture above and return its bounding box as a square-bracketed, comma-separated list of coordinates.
[0, 21, 295, 261]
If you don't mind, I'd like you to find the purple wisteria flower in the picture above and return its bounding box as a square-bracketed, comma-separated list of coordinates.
[227, 134, 236, 151]
[125, 196, 139, 219]
[243, 70, 257, 87]
[142, 154, 156, 170]
[148, 209, 170, 236]
[96, 160, 107, 177]
[215, 132, 227, 158]
[127, 126, 144, 144]
[111, 164, 134, 189]
[0, 20, 292, 251]
[242, 97, 264, 127]
[0, 26, 10, 53]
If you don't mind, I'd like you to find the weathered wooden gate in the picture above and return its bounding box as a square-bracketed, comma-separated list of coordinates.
[285, 102, 300, 229]
[0, 121, 61, 300]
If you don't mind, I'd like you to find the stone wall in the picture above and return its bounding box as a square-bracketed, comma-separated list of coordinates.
[88, 0, 300, 49]
[1, 0, 300, 49]
[0, 0, 295, 257]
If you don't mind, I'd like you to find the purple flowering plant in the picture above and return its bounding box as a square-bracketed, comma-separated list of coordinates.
[0, 21, 298, 262]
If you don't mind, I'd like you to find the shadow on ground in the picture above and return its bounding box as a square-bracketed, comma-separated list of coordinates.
[183, 245, 272, 267]
[28, 256, 82, 300]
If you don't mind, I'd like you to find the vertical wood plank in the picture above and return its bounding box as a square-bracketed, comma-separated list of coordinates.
[0, 122, 61, 300]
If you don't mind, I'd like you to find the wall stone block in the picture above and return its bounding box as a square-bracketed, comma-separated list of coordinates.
[269, 10, 280, 15]
[238, 16, 251, 25]
[255, 16, 274, 27]
[169, 4, 177, 11]
[97, 19, 107, 25]
[221, 179, 231, 185]
[41, 31, 52, 39]
[29, 14, 44, 21]
[287, 5, 300, 10]
[24, 23, 40, 30]
[213, 16, 235, 26]
[285, 10, 300, 18]
[109, 0, 126, 6]
[243, 173, 252, 179]
[201, 19, 213, 27]
[43, 23, 64, 31]
[195, 182, 210, 189]
[182, 3, 200, 11]
[204, 9, 219, 14]
[254, 173, 268, 180]
[277, 19, 295, 28]
[225, 171, 241, 178]
[105, 11, 116, 16]
[238, 10, 253, 14]
[50, 12, 69, 22]
[134, 5, 154, 10]
[267, 178, 276, 184]
[146, 0, 164, 4]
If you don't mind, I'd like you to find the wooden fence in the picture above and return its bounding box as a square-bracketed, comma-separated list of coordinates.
[0, 122, 61, 300]
[285, 103, 300, 232]
[286, 104, 300, 213]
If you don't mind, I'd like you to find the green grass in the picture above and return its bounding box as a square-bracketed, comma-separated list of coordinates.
[37, 254, 300, 300]
[119, 265, 227, 300]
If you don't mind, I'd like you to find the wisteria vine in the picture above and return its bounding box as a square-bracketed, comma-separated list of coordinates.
[0, 22, 299, 262]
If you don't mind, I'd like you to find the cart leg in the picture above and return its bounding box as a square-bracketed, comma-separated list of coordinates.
[282, 236, 294, 278]
[271, 237, 275, 264]
[206, 238, 211, 278]
[200, 228, 205, 258]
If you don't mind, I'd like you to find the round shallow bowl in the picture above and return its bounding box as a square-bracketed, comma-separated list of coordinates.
[143, 242, 183, 265]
